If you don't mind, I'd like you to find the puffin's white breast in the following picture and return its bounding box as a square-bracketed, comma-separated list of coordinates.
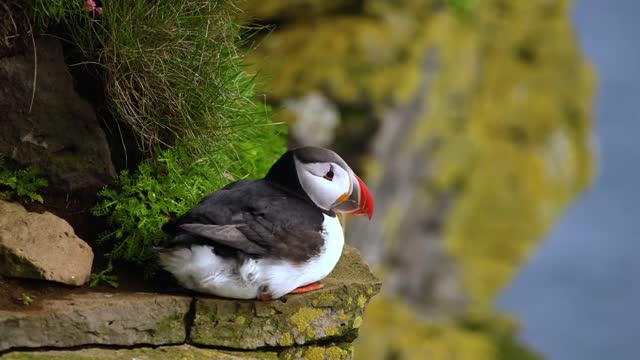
[158, 214, 345, 299]
[260, 213, 344, 297]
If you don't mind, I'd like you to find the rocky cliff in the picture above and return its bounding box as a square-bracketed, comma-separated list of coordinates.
[242, 0, 594, 358]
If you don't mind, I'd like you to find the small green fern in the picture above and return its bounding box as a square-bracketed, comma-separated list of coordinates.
[89, 263, 120, 288]
[0, 156, 48, 203]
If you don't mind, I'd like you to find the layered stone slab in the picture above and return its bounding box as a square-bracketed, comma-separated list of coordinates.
[0, 344, 352, 360]
[0, 292, 191, 351]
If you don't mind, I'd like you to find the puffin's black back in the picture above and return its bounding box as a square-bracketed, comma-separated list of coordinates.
[160, 149, 327, 263]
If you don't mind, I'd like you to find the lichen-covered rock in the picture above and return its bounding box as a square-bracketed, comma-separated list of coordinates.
[0, 37, 115, 193]
[0, 292, 191, 352]
[0, 200, 93, 286]
[0, 345, 279, 360]
[279, 344, 353, 360]
[190, 246, 380, 349]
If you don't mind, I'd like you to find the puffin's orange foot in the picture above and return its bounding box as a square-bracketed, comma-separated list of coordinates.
[289, 282, 325, 294]
[257, 293, 273, 301]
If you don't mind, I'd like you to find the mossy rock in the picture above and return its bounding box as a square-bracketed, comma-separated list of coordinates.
[0, 345, 279, 360]
[278, 343, 353, 360]
[190, 246, 381, 348]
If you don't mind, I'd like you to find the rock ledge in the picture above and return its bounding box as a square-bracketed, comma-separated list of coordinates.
[0, 246, 380, 360]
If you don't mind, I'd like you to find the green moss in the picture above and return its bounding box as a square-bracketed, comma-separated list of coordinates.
[155, 313, 184, 339]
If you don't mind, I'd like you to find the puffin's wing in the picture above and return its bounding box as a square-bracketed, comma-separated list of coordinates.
[178, 224, 268, 255]
[235, 213, 325, 262]
[161, 179, 326, 261]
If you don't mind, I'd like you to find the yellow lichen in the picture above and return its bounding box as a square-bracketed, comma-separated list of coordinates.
[290, 307, 324, 332]
[303, 347, 326, 360]
[325, 346, 349, 360]
[352, 316, 363, 329]
[234, 316, 246, 325]
[279, 332, 294, 346]
[325, 326, 337, 337]
[357, 295, 367, 308]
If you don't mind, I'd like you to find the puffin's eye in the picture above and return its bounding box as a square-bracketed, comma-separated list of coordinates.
[324, 166, 334, 181]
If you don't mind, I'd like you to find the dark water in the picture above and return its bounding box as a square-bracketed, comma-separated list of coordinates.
[496, 1, 640, 360]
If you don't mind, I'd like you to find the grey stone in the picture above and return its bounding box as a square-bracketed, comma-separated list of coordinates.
[0, 344, 279, 360]
[0, 292, 191, 352]
[0, 200, 93, 286]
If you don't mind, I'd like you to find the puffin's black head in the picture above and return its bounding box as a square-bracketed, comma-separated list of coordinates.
[265, 146, 374, 219]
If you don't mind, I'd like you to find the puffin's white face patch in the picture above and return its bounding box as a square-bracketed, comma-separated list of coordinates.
[294, 157, 352, 211]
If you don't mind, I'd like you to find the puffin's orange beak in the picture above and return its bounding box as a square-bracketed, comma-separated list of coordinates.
[334, 173, 374, 219]
[349, 175, 374, 219]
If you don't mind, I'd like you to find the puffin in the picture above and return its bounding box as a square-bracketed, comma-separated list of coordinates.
[157, 146, 374, 300]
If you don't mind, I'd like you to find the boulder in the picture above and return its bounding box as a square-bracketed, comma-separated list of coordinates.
[0, 200, 93, 286]
[0, 37, 115, 193]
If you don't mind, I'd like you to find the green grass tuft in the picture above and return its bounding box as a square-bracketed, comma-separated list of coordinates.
[68, 0, 270, 153]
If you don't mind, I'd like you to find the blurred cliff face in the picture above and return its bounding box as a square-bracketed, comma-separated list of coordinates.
[243, 0, 594, 358]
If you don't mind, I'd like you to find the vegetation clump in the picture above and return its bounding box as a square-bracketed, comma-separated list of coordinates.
[0, 156, 48, 204]
[5, 1, 286, 272]
[80, 1, 287, 270]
